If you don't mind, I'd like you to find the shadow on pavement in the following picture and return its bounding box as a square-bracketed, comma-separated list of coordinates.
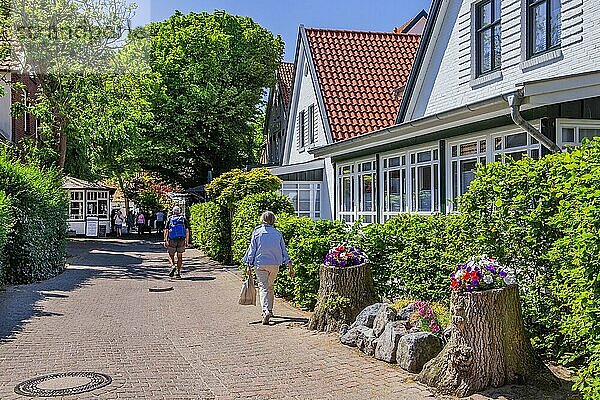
[0, 238, 225, 342]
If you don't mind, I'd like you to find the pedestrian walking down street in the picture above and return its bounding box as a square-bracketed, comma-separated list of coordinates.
[156, 210, 165, 232]
[136, 212, 146, 236]
[164, 206, 190, 278]
[243, 211, 294, 325]
[114, 210, 124, 237]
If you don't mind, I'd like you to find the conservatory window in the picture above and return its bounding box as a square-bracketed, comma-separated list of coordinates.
[357, 160, 377, 224]
[558, 122, 600, 148]
[493, 132, 541, 162]
[382, 155, 407, 221]
[409, 149, 439, 213]
[449, 139, 487, 211]
[282, 182, 321, 220]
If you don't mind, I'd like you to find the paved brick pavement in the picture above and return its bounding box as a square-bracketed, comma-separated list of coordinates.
[0, 239, 578, 400]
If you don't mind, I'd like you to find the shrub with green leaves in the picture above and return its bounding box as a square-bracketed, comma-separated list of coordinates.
[231, 192, 294, 265]
[459, 138, 600, 398]
[0, 191, 12, 281]
[357, 213, 467, 303]
[274, 214, 348, 310]
[0, 150, 68, 285]
[189, 202, 230, 263]
[206, 168, 282, 208]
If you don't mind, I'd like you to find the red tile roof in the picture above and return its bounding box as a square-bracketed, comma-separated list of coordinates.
[305, 29, 421, 142]
[277, 62, 295, 109]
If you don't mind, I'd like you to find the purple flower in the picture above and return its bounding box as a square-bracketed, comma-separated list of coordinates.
[472, 279, 479, 286]
[499, 270, 508, 278]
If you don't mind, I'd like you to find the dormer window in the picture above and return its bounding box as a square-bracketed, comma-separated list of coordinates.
[527, 0, 561, 58]
[475, 0, 501, 77]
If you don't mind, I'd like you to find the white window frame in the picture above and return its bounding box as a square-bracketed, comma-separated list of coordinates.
[409, 147, 440, 214]
[448, 137, 488, 212]
[69, 190, 84, 220]
[86, 191, 110, 219]
[556, 119, 600, 149]
[381, 154, 408, 222]
[281, 182, 321, 220]
[492, 130, 541, 162]
[446, 127, 542, 212]
[337, 158, 377, 224]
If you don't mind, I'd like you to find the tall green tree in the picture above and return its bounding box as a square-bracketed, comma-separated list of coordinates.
[2, 0, 136, 169]
[136, 11, 283, 187]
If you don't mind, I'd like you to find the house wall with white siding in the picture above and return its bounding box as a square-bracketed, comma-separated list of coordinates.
[409, 0, 597, 120]
[286, 49, 327, 166]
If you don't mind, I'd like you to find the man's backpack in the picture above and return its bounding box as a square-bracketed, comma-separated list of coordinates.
[168, 216, 186, 240]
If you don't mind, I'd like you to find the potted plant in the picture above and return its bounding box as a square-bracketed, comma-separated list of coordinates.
[418, 255, 558, 396]
[308, 244, 378, 332]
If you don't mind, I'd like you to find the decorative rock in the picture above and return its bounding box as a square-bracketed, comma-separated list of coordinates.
[339, 324, 350, 336]
[397, 303, 417, 321]
[351, 303, 384, 328]
[356, 327, 377, 356]
[340, 325, 371, 347]
[396, 332, 443, 373]
[374, 321, 408, 363]
[373, 305, 398, 337]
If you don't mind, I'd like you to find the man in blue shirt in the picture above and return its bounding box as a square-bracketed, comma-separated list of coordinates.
[243, 211, 294, 325]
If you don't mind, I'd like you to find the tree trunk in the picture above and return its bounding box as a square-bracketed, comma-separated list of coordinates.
[418, 285, 558, 397]
[308, 263, 378, 333]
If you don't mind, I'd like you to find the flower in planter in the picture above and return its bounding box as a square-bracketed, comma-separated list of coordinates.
[323, 244, 368, 268]
[450, 255, 516, 292]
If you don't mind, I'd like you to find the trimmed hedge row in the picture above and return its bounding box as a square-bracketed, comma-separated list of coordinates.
[274, 214, 348, 310]
[189, 202, 230, 262]
[231, 192, 295, 265]
[458, 139, 600, 398]
[0, 151, 68, 285]
[0, 191, 11, 281]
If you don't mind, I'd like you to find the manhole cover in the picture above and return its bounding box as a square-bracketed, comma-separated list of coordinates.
[14, 372, 112, 397]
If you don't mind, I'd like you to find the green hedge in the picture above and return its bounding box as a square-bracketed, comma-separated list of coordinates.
[0, 151, 68, 285]
[232, 192, 295, 265]
[357, 213, 467, 303]
[0, 191, 11, 281]
[458, 139, 600, 398]
[189, 202, 230, 262]
[274, 214, 348, 310]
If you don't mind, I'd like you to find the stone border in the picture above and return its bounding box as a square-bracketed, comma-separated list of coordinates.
[14, 372, 112, 397]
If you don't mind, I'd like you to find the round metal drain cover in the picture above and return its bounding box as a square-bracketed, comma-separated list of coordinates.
[14, 372, 112, 397]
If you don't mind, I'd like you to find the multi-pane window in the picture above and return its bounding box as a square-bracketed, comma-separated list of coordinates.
[337, 160, 377, 223]
[527, 0, 561, 57]
[358, 161, 377, 224]
[410, 149, 439, 213]
[383, 155, 407, 221]
[493, 132, 541, 162]
[282, 182, 321, 220]
[86, 191, 109, 218]
[449, 140, 487, 211]
[475, 0, 501, 76]
[69, 191, 84, 220]
[338, 164, 355, 223]
[559, 123, 600, 148]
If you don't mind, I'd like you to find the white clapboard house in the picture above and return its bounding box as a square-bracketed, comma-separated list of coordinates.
[268, 0, 600, 222]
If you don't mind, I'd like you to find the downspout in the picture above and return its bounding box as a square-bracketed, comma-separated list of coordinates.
[505, 90, 562, 153]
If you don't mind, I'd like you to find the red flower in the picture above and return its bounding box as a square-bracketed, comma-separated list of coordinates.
[451, 279, 460, 289]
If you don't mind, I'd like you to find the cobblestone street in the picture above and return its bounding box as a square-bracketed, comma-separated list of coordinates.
[0, 239, 436, 399]
[0, 239, 576, 399]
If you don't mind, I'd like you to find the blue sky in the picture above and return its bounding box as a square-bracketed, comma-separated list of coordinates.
[133, 0, 432, 60]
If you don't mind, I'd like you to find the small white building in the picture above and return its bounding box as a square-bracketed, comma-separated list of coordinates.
[63, 177, 116, 236]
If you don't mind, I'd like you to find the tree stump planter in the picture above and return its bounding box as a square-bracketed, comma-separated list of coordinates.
[418, 285, 558, 397]
[308, 263, 378, 333]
